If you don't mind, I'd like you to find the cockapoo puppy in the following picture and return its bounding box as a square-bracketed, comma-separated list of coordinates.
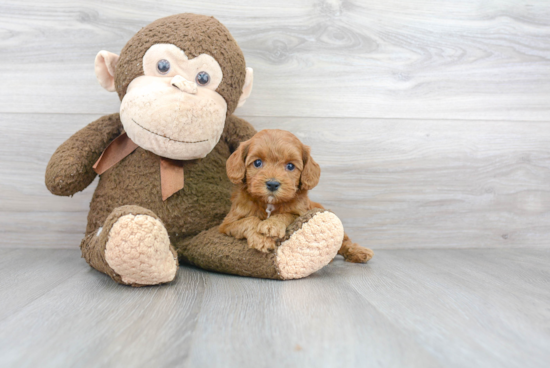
[220, 129, 373, 263]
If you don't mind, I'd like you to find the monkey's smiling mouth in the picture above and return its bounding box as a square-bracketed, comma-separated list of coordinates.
[132, 118, 208, 144]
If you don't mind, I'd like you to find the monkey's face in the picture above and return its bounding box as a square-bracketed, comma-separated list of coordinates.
[119, 44, 227, 160]
[95, 14, 254, 160]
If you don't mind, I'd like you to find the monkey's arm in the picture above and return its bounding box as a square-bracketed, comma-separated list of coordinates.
[222, 115, 257, 153]
[45, 113, 123, 196]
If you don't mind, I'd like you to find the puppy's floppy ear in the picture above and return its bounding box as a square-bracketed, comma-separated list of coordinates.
[300, 145, 321, 190]
[226, 140, 251, 184]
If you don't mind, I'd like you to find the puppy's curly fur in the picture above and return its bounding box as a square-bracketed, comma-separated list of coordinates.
[220, 129, 373, 263]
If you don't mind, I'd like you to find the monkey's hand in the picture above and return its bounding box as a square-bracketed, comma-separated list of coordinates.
[45, 113, 122, 196]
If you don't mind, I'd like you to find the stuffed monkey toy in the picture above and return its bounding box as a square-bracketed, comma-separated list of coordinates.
[45, 13, 346, 286]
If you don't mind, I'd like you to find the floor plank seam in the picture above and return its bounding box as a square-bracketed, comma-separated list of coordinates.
[179, 273, 209, 368]
[346, 278, 448, 366]
[344, 279, 448, 366]
[0, 266, 88, 325]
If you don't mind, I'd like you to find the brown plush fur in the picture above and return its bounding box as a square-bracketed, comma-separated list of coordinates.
[45, 14, 351, 284]
[176, 208, 334, 280]
[45, 14, 315, 283]
[220, 130, 374, 262]
[45, 14, 255, 250]
[114, 13, 246, 116]
[46, 113, 255, 240]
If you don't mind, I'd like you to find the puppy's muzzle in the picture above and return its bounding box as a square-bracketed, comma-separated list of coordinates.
[266, 180, 281, 192]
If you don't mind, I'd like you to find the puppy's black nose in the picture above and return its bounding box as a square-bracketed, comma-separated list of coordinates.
[266, 180, 281, 192]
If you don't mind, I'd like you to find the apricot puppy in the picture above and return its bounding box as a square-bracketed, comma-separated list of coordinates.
[220, 129, 373, 263]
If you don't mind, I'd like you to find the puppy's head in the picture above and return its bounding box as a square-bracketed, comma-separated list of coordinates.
[226, 129, 321, 204]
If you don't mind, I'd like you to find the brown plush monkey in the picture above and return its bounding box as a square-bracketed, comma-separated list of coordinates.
[45, 14, 346, 286]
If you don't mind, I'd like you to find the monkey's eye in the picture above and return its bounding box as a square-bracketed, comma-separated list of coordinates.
[157, 59, 170, 74]
[286, 163, 295, 171]
[196, 71, 210, 86]
[253, 159, 263, 168]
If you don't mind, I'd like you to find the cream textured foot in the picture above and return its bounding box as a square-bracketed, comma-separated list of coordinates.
[276, 211, 344, 280]
[105, 214, 178, 285]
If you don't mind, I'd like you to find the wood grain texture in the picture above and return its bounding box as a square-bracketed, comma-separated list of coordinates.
[185, 269, 440, 368]
[0, 0, 549, 120]
[0, 248, 548, 368]
[343, 248, 550, 368]
[0, 249, 83, 321]
[0, 249, 207, 368]
[2, 113, 550, 249]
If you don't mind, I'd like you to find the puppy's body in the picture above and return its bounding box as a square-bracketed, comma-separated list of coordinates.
[220, 129, 373, 263]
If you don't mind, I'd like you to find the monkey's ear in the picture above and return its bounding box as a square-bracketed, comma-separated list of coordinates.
[95, 51, 119, 92]
[237, 67, 254, 108]
[226, 140, 250, 184]
[300, 145, 321, 190]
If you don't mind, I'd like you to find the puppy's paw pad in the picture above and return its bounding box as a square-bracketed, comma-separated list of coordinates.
[257, 221, 286, 239]
[344, 247, 374, 263]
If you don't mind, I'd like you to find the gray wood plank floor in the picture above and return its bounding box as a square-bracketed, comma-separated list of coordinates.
[0, 248, 548, 368]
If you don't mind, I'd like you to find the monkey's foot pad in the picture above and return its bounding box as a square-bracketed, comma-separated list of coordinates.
[105, 214, 178, 286]
[276, 209, 344, 280]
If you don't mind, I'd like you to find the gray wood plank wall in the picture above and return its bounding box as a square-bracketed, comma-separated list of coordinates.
[1, 0, 549, 249]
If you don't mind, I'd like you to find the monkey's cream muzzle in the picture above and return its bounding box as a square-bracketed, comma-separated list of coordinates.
[120, 74, 227, 160]
[95, 43, 252, 161]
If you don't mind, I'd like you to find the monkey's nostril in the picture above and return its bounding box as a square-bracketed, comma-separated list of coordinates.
[266, 180, 281, 192]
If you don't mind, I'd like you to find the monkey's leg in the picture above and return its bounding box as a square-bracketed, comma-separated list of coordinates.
[80, 205, 178, 287]
[175, 209, 344, 280]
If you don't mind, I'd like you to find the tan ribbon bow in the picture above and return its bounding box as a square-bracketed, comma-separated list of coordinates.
[93, 133, 184, 201]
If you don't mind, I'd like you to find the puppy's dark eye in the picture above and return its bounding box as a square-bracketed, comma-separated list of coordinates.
[196, 71, 210, 86]
[286, 163, 295, 171]
[253, 159, 263, 168]
[157, 59, 170, 74]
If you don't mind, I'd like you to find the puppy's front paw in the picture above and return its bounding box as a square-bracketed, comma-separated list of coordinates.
[247, 232, 277, 253]
[257, 220, 287, 239]
[343, 246, 374, 263]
